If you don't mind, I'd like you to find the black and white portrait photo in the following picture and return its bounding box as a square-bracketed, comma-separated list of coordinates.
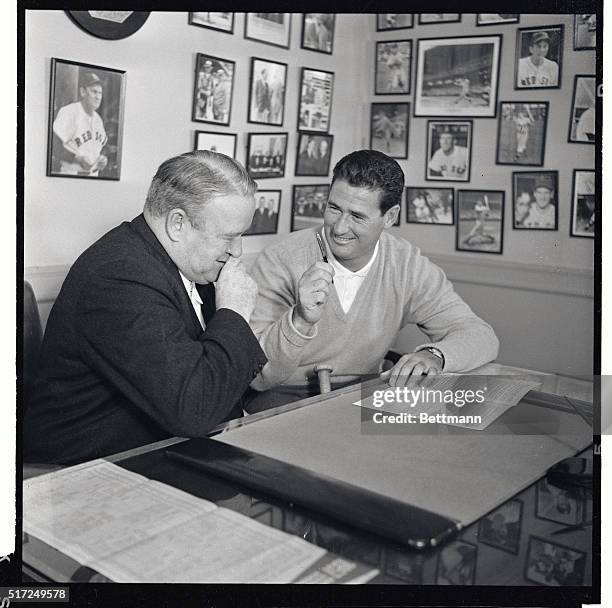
[568, 75, 596, 143]
[525, 537, 586, 586]
[574, 14, 596, 50]
[513, 171, 558, 230]
[244, 13, 291, 48]
[515, 25, 564, 89]
[415, 36, 501, 117]
[246, 132, 288, 179]
[376, 14, 413, 31]
[406, 187, 454, 225]
[477, 499, 523, 554]
[244, 190, 281, 235]
[435, 541, 477, 585]
[571, 169, 595, 238]
[193, 130, 237, 158]
[248, 58, 287, 127]
[370, 103, 409, 159]
[497, 102, 548, 166]
[426, 121, 472, 182]
[192, 53, 235, 126]
[419, 14, 461, 25]
[375, 40, 412, 95]
[298, 68, 334, 133]
[295, 133, 333, 176]
[456, 190, 504, 254]
[291, 184, 330, 231]
[188, 12, 234, 33]
[476, 14, 519, 26]
[47, 58, 125, 179]
[301, 14, 335, 54]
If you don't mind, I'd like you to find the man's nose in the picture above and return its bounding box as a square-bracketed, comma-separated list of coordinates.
[228, 237, 242, 258]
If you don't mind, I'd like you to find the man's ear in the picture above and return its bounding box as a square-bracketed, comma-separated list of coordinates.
[166, 209, 187, 243]
[383, 204, 401, 228]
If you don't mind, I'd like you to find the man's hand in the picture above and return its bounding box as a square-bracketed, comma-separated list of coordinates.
[292, 261, 334, 334]
[386, 350, 443, 387]
[215, 257, 258, 323]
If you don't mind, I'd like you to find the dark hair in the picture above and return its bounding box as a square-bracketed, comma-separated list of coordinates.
[331, 150, 404, 214]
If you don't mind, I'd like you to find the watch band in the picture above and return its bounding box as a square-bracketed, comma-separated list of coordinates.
[418, 346, 445, 370]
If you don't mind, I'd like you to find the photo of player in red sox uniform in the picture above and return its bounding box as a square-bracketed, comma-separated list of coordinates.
[516, 29, 562, 88]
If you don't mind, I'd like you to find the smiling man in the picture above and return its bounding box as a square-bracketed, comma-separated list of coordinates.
[25, 151, 267, 464]
[246, 150, 498, 412]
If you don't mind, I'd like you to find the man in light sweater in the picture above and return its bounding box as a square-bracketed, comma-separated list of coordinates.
[246, 150, 499, 412]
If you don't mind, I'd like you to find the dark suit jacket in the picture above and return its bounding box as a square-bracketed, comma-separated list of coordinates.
[24, 214, 267, 465]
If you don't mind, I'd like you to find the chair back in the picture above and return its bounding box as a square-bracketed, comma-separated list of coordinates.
[23, 280, 43, 405]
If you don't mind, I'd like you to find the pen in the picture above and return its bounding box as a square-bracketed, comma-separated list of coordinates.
[315, 232, 333, 283]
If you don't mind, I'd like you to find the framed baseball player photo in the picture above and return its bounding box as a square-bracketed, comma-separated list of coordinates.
[246, 132, 288, 179]
[512, 171, 559, 231]
[476, 14, 519, 26]
[370, 103, 409, 159]
[515, 25, 564, 89]
[192, 53, 235, 126]
[376, 14, 413, 31]
[406, 187, 454, 225]
[244, 13, 291, 49]
[194, 130, 237, 159]
[188, 12, 234, 34]
[574, 14, 596, 50]
[418, 14, 461, 25]
[426, 120, 472, 182]
[247, 57, 288, 127]
[301, 14, 335, 54]
[456, 190, 504, 254]
[375, 40, 412, 95]
[571, 169, 595, 238]
[244, 190, 281, 236]
[291, 184, 330, 232]
[298, 68, 334, 133]
[47, 58, 125, 180]
[496, 102, 549, 166]
[414, 35, 501, 117]
[568, 75, 596, 143]
[295, 133, 333, 177]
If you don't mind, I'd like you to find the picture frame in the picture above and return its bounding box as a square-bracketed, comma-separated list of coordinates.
[435, 540, 477, 585]
[376, 14, 413, 31]
[571, 169, 595, 238]
[46, 57, 126, 180]
[477, 499, 523, 555]
[515, 25, 564, 89]
[301, 14, 335, 54]
[426, 120, 472, 182]
[384, 549, 424, 583]
[574, 14, 596, 50]
[456, 190, 505, 254]
[247, 57, 288, 127]
[476, 14, 519, 26]
[496, 102, 548, 166]
[524, 536, 587, 586]
[419, 14, 461, 25]
[192, 53, 235, 126]
[291, 184, 330, 232]
[406, 187, 454, 225]
[297, 68, 334, 133]
[295, 133, 334, 177]
[414, 35, 501, 117]
[512, 171, 559, 231]
[244, 190, 281, 236]
[193, 130, 237, 159]
[375, 40, 412, 95]
[188, 12, 234, 34]
[370, 102, 410, 159]
[245, 13, 291, 49]
[246, 132, 288, 179]
[568, 75, 596, 143]
[65, 11, 150, 40]
[535, 479, 584, 525]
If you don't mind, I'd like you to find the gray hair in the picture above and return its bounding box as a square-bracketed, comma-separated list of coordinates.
[144, 150, 257, 229]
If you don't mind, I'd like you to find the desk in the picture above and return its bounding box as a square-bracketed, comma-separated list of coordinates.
[22, 365, 595, 586]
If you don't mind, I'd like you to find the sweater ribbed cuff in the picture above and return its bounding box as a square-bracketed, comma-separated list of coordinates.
[282, 307, 318, 345]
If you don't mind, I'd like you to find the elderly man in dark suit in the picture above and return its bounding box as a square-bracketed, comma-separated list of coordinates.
[25, 151, 267, 464]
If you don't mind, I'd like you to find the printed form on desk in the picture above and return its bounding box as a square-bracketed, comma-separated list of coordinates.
[23, 461, 378, 583]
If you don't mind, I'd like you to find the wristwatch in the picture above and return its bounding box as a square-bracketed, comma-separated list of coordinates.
[418, 346, 445, 370]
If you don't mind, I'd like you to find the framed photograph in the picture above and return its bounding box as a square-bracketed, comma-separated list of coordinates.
[426, 120, 472, 182]
[246, 132, 288, 179]
[192, 53, 235, 126]
[193, 130, 237, 159]
[244, 190, 281, 236]
[571, 169, 595, 238]
[535, 479, 584, 525]
[476, 14, 519, 26]
[245, 13, 291, 49]
[435, 540, 477, 585]
[291, 185, 330, 231]
[375, 40, 412, 95]
[406, 187, 454, 225]
[66, 11, 150, 40]
[46, 58, 125, 180]
[376, 14, 413, 31]
[512, 171, 558, 230]
[298, 68, 334, 133]
[477, 499, 523, 554]
[188, 12, 234, 34]
[419, 14, 461, 25]
[384, 549, 424, 583]
[295, 133, 333, 177]
[568, 75, 596, 143]
[415, 35, 501, 117]
[248, 58, 287, 127]
[525, 536, 586, 586]
[496, 102, 548, 166]
[574, 14, 596, 50]
[515, 25, 564, 89]
[301, 14, 335, 54]
[370, 102, 409, 159]
[456, 190, 504, 254]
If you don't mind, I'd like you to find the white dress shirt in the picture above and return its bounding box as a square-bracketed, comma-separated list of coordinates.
[179, 271, 205, 329]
